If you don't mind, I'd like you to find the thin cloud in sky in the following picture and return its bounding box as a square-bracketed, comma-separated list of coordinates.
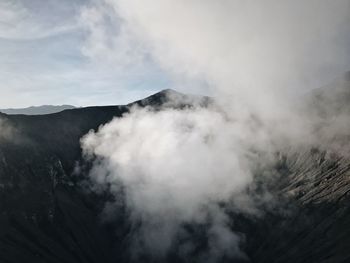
[0, 0, 170, 108]
[0, 0, 80, 40]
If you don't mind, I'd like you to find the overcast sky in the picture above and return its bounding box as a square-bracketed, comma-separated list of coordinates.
[1, 0, 350, 108]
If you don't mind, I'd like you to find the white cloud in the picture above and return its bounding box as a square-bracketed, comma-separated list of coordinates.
[0, 0, 79, 40]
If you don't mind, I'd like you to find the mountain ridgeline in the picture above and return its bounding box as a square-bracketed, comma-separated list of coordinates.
[0, 105, 76, 115]
[0, 87, 350, 263]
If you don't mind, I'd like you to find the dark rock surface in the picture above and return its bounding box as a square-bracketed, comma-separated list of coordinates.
[0, 105, 126, 263]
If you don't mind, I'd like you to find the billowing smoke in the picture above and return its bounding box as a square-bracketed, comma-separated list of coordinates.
[80, 96, 315, 261]
[80, 0, 350, 261]
[82, 104, 276, 261]
[80, 0, 350, 104]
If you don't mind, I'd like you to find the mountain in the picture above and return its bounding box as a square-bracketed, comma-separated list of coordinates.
[0, 88, 350, 262]
[0, 105, 76, 115]
[0, 90, 183, 263]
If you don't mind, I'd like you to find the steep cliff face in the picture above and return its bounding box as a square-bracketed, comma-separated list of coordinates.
[244, 149, 350, 263]
[0, 89, 349, 263]
[245, 75, 350, 262]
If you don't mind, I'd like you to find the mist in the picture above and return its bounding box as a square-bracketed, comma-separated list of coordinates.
[0, 118, 15, 142]
[80, 1, 350, 261]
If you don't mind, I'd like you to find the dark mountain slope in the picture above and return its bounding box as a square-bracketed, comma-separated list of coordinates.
[0, 106, 128, 263]
[1, 106, 127, 170]
[0, 88, 350, 262]
[0, 90, 180, 263]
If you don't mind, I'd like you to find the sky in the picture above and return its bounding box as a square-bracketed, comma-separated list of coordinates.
[0, 0, 172, 108]
[1, 0, 350, 108]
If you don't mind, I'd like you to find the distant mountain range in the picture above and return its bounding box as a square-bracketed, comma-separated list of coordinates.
[0, 105, 75, 115]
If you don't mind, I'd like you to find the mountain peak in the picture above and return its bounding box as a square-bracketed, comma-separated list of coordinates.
[129, 89, 212, 108]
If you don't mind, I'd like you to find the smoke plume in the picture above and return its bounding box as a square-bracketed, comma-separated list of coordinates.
[80, 0, 350, 261]
[82, 104, 274, 261]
